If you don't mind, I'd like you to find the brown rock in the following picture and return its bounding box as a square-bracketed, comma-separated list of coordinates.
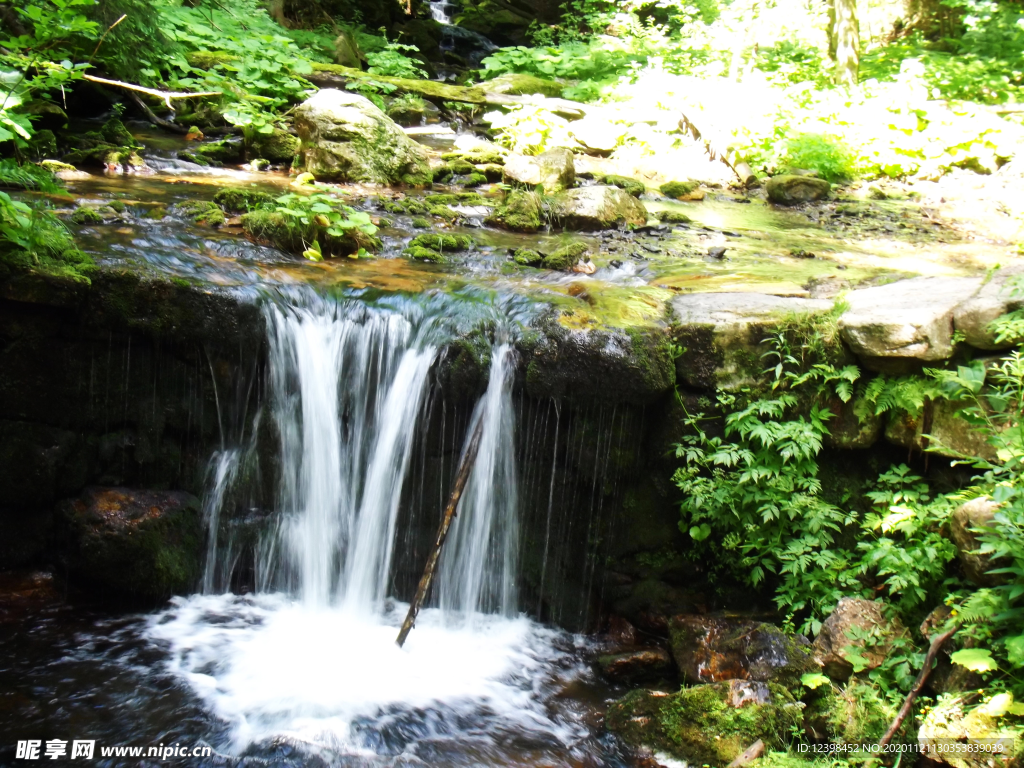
[595, 647, 674, 684]
[813, 598, 905, 681]
[950, 497, 1004, 586]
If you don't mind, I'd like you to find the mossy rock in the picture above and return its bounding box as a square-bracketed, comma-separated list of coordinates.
[100, 118, 139, 148]
[247, 130, 299, 164]
[804, 682, 898, 745]
[69, 207, 104, 225]
[661, 180, 698, 198]
[176, 200, 225, 227]
[403, 245, 451, 263]
[0, 214, 95, 284]
[428, 204, 459, 221]
[412, 217, 431, 229]
[107, 200, 127, 213]
[606, 681, 803, 765]
[484, 73, 564, 98]
[441, 145, 506, 166]
[145, 206, 168, 221]
[213, 187, 275, 214]
[241, 208, 381, 258]
[179, 152, 211, 167]
[429, 192, 492, 206]
[461, 172, 487, 187]
[602, 174, 645, 197]
[659, 210, 692, 224]
[27, 128, 58, 160]
[186, 50, 238, 69]
[448, 158, 476, 175]
[194, 139, 245, 164]
[432, 165, 455, 184]
[408, 233, 474, 251]
[486, 190, 543, 233]
[512, 248, 543, 266]
[542, 240, 589, 270]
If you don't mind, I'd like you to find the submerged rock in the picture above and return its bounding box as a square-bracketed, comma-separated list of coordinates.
[407, 233, 474, 252]
[668, 615, 817, 687]
[293, 89, 432, 185]
[548, 186, 647, 230]
[176, 200, 225, 227]
[606, 681, 803, 764]
[503, 148, 576, 193]
[486, 190, 544, 233]
[58, 487, 203, 601]
[660, 180, 698, 199]
[766, 174, 831, 205]
[813, 598, 905, 681]
[213, 187, 274, 214]
[403, 245, 450, 264]
[543, 240, 590, 271]
[242, 209, 381, 258]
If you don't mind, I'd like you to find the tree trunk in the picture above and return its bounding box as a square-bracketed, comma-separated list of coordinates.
[832, 0, 860, 86]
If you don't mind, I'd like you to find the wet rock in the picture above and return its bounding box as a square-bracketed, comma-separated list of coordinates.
[485, 73, 564, 98]
[247, 129, 299, 164]
[386, 94, 432, 127]
[919, 695, 1019, 768]
[486, 190, 544, 233]
[176, 200, 225, 227]
[503, 148, 576, 193]
[824, 393, 882, 449]
[813, 598, 906, 681]
[408, 233, 474, 252]
[69, 207, 104, 225]
[194, 139, 246, 164]
[766, 175, 831, 205]
[441, 142, 507, 166]
[293, 89, 432, 185]
[952, 268, 1024, 350]
[58, 487, 203, 601]
[543, 240, 590, 271]
[707, 246, 727, 259]
[670, 293, 833, 391]
[39, 159, 91, 181]
[596, 647, 674, 684]
[884, 397, 995, 460]
[548, 186, 647, 231]
[512, 248, 543, 267]
[661, 180, 698, 199]
[606, 681, 803, 764]
[951, 497, 1004, 586]
[840, 277, 983, 367]
[333, 29, 363, 68]
[658, 210, 692, 224]
[0, 421, 82, 508]
[668, 615, 817, 687]
[602, 175, 645, 197]
[212, 188, 274, 214]
[403, 245, 450, 264]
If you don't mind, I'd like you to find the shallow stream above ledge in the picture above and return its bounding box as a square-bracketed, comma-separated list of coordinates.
[0, 126, 1018, 768]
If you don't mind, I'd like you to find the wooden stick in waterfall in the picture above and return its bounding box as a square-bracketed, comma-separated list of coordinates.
[396, 417, 486, 648]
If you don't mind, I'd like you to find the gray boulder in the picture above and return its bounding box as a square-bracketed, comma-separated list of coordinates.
[503, 147, 576, 193]
[952, 268, 1024, 350]
[885, 397, 995, 460]
[840, 277, 983, 366]
[293, 89, 432, 185]
[766, 174, 831, 204]
[548, 186, 647, 230]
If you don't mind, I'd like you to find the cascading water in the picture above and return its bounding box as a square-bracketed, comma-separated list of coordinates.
[141, 291, 602, 763]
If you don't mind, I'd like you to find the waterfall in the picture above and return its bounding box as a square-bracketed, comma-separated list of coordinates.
[430, 0, 453, 23]
[438, 343, 518, 619]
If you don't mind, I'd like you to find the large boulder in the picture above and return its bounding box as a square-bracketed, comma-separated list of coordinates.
[840, 277, 984, 368]
[668, 616, 817, 687]
[293, 89, 432, 185]
[813, 598, 906, 681]
[503, 148, 576, 193]
[548, 186, 647, 230]
[606, 681, 803, 764]
[952, 268, 1024, 350]
[59, 487, 203, 602]
[919, 695, 1021, 768]
[485, 190, 544, 232]
[766, 174, 831, 205]
[670, 293, 834, 391]
[885, 397, 995, 461]
[950, 497, 1004, 586]
[247, 129, 299, 164]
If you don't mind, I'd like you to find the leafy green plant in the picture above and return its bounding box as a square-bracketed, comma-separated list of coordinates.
[365, 34, 425, 80]
[271, 191, 377, 261]
[782, 133, 857, 182]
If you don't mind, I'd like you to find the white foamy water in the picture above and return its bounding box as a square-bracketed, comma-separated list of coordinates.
[148, 594, 583, 758]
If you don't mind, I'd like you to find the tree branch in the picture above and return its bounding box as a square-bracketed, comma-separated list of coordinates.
[81, 74, 220, 111]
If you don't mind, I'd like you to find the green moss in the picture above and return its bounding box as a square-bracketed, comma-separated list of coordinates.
[100, 117, 139, 148]
[805, 683, 898, 745]
[213, 187, 275, 213]
[408, 233, 474, 251]
[462, 172, 487, 187]
[107, 200, 127, 213]
[404, 245, 450, 263]
[0, 213, 96, 285]
[247, 130, 299, 163]
[603, 174, 646, 197]
[606, 682, 803, 765]
[542, 240, 589, 270]
[70, 207, 104, 225]
[241, 208, 381, 258]
[660, 210, 692, 224]
[661, 180, 698, 198]
[442, 146, 506, 165]
[486, 190, 543, 233]
[186, 50, 237, 69]
[513, 248, 543, 266]
[433, 165, 455, 184]
[145, 206, 168, 221]
[177, 200, 225, 227]
[179, 152, 211, 167]
[449, 158, 476, 175]
[412, 217, 431, 228]
[195, 139, 245, 164]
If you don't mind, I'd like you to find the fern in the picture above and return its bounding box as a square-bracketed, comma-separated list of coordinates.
[0, 160, 62, 193]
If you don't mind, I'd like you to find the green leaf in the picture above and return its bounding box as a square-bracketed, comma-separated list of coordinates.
[689, 523, 711, 542]
[950, 648, 998, 672]
[801, 672, 831, 689]
[1005, 635, 1024, 667]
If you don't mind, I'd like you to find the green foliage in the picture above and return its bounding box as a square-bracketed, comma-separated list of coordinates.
[0, 190, 94, 283]
[271, 191, 377, 261]
[365, 34, 425, 80]
[781, 133, 857, 182]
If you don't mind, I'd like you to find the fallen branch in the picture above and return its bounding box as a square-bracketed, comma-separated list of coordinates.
[128, 92, 187, 134]
[877, 626, 957, 748]
[396, 417, 486, 648]
[726, 739, 765, 768]
[81, 74, 220, 111]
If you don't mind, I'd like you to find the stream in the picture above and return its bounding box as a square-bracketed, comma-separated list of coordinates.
[0, 120, 999, 767]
